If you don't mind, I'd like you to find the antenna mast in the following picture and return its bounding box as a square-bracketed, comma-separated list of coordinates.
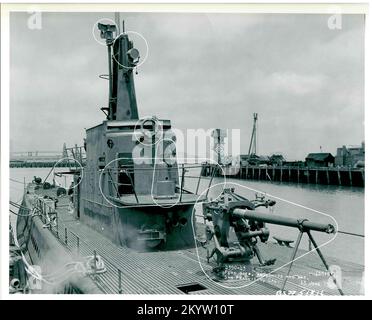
[98, 16, 140, 121]
[115, 12, 121, 34]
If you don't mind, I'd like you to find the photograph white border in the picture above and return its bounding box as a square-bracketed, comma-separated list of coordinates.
[1, 0, 370, 300]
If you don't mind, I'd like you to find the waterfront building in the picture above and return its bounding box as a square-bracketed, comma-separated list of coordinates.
[335, 142, 365, 168]
[305, 153, 335, 168]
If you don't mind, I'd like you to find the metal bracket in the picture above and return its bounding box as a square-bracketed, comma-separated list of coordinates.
[280, 229, 344, 296]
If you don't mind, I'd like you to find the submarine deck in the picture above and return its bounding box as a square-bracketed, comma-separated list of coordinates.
[34, 190, 363, 296]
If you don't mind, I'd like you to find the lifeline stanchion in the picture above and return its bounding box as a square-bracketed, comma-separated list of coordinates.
[280, 221, 344, 296]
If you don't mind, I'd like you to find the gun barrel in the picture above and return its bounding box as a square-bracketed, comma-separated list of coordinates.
[232, 209, 335, 234]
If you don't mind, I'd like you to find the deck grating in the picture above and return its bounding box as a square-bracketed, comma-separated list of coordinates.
[34, 191, 363, 295]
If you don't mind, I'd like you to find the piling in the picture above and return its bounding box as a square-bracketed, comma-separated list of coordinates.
[201, 164, 364, 188]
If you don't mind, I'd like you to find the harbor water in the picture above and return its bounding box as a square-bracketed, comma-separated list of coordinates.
[10, 167, 364, 266]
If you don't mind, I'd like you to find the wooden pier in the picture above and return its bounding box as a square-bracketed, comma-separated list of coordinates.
[9, 161, 74, 168]
[10, 151, 63, 168]
[10, 148, 86, 168]
[202, 164, 365, 188]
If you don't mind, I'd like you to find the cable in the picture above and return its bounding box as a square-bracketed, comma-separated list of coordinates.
[9, 196, 110, 288]
[9, 196, 24, 204]
[9, 200, 42, 217]
[10, 200, 34, 212]
[10, 178, 26, 184]
[11, 215, 106, 285]
[337, 230, 364, 238]
[22, 255, 105, 285]
[9, 224, 59, 285]
[9, 209, 38, 218]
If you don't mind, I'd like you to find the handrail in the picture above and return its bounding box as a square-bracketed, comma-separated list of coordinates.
[206, 165, 216, 198]
[107, 168, 120, 198]
[105, 166, 206, 172]
[180, 164, 185, 202]
[47, 212, 126, 294]
[101, 163, 214, 205]
[124, 169, 139, 203]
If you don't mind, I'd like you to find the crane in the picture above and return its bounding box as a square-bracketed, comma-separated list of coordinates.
[248, 113, 258, 159]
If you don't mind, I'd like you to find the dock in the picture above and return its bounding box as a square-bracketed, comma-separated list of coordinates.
[202, 164, 365, 187]
[10, 147, 86, 168]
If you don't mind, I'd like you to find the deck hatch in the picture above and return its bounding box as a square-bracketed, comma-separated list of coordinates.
[176, 282, 207, 294]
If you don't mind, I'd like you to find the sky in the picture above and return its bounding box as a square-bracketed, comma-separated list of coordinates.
[10, 12, 365, 160]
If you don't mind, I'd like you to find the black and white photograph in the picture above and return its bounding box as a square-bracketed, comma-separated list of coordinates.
[1, 2, 369, 302]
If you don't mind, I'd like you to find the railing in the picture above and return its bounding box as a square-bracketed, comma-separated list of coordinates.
[104, 163, 217, 205]
[53, 224, 125, 294]
[63, 145, 86, 171]
[35, 200, 126, 294]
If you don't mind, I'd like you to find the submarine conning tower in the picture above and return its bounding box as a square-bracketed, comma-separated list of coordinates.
[75, 21, 203, 251]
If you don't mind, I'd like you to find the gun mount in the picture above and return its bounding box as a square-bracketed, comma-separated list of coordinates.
[202, 188, 343, 294]
[202, 188, 278, 267]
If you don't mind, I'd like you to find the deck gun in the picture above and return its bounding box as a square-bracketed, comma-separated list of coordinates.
[202, 188, 340, 293]
[202, 188, 277, 267]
